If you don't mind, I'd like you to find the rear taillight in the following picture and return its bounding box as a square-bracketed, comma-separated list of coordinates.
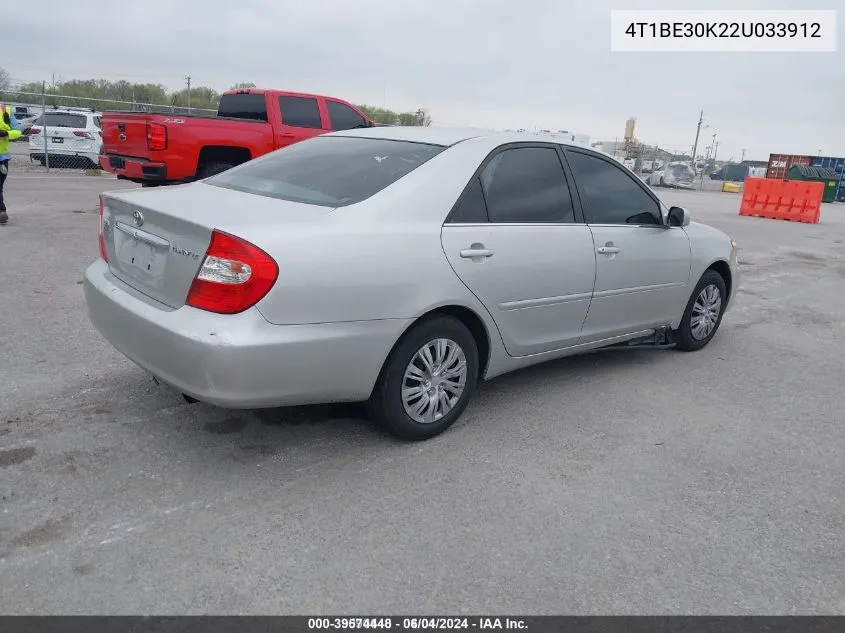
[98, 196, 108, 262]
[73, 130, 94, 139]
[186, 230, 278, 315]
[29, 127, 41, 135]
[146, 122, 167, 151]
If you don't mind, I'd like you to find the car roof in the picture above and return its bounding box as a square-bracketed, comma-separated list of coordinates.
[329, 126, 596, 150]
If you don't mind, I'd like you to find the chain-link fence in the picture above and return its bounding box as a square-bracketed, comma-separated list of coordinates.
[0, 81, 216, 172]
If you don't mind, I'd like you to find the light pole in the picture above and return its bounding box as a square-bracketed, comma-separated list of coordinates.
[691, 110, 704, 170]
[741, 149, 746, 162]
[185, 75, 191, 113]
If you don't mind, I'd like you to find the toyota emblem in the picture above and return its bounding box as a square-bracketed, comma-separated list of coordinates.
[132, 210, 144, 227]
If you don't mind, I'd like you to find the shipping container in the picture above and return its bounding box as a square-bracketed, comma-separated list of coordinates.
[766, 153, 811, 180]
[811, 155, 845, 201]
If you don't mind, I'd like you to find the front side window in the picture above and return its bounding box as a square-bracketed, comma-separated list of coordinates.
[206, 136, 445, 207]
[279, 96, 322, 129]
[566, 151, 661, 225]
[479, 147, 576, 223]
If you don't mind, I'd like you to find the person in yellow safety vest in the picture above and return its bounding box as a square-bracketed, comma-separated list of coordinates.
[0, 103, 23, 225]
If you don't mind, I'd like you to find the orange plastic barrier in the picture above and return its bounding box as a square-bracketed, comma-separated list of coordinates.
[739, 177, 822, 224]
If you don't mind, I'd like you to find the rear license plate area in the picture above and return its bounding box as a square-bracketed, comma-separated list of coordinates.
[51, 137, 63, 144]
[109, 156, 125, 169]
[115, 234, 168, 288]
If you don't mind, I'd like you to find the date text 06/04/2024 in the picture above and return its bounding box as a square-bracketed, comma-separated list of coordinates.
[307, 618, 528, 631]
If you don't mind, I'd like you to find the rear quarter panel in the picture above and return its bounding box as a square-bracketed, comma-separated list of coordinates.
[157, 117, 276, 181]
[246, 137, 505, 328]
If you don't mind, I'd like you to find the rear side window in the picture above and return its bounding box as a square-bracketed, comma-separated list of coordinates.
[206, 136, 445, 207]
[326, 100, 368, 130]
[93, 116, 102, 129]
[449, 178, 489, 223]
[217, 94, 268, 121]
[37, 113, 87, 128]
[480, 147, 576, 223]
[279, 96, 322, 129]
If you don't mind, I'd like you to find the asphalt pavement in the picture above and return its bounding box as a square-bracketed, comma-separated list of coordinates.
[1, 174, 844, 614]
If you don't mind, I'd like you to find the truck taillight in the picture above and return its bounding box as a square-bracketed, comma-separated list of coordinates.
[146, 122, 167, 151]
[186, 230, 278, 315]
[98, 196, 108, 262]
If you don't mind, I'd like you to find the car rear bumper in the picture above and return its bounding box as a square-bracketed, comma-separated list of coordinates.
[100, 154, 168, 182]
[30, 147, 100, 164]
[83, 259, 411, 409]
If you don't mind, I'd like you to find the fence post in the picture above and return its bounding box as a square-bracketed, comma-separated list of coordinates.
[41, 81, 49, 171]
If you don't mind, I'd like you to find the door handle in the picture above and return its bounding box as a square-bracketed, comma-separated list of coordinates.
[459, 248, 494, 259]
[597, 246, 621, 255]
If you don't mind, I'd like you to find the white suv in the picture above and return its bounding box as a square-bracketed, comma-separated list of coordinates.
[28, 108, 103, 168]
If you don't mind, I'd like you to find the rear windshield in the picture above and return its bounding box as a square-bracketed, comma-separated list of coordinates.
[206, 136, 446, 207]
[33, 113, 87, 128]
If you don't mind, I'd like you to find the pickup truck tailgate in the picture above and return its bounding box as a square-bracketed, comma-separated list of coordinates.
[101, 114, 151, 159]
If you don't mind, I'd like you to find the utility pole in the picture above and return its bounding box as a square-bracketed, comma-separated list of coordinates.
[740, 149, 746, 162]
[41, 80, 49, 171]
[713, 140, 720, 165]
[185, 75, 191, 113]
[691, 110, 704, 168]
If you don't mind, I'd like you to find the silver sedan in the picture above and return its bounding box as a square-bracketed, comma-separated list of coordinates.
[84, 127, 739, 440]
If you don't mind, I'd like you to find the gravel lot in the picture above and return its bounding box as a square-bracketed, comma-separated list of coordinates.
[1, 173, 844, 615]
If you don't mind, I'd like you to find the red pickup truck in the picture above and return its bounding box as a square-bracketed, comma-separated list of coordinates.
[99, 88, 376, 185]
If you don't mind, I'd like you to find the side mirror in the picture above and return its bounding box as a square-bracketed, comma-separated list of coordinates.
[668, 206, 691, 227]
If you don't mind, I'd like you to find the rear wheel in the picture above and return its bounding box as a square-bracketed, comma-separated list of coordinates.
[367, 316, 479, 441]
[675, 270, 727, 352]
[197, 162, 235, 180]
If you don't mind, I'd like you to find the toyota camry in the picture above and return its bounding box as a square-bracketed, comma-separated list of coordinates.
[84, 127, 739, 441]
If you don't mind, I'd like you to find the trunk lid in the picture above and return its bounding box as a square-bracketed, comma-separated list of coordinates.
[101, 113, 151, 159]
[101, 182, 332, 308]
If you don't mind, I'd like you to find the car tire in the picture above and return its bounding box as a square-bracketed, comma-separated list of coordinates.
[675, 269, 728, 352]
[197, 162, 234, 179]
[367, 316, 479, 441]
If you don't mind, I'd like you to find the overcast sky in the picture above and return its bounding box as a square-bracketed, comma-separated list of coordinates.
[6, 0, 843, 160]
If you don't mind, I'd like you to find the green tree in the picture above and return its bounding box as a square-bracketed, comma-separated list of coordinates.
[0, 72, 434, 123]
[357, 104, 431, 126]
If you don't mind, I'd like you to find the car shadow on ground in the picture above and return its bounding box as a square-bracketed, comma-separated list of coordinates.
[245, 345, 668, 435]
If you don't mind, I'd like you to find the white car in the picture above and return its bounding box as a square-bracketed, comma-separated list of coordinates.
[29, 109, 103, 168]
[649, 161, 696, 189]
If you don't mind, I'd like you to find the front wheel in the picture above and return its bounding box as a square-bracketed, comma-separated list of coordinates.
[367, 316, 479, 441]
[675, 270, 727, 352]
